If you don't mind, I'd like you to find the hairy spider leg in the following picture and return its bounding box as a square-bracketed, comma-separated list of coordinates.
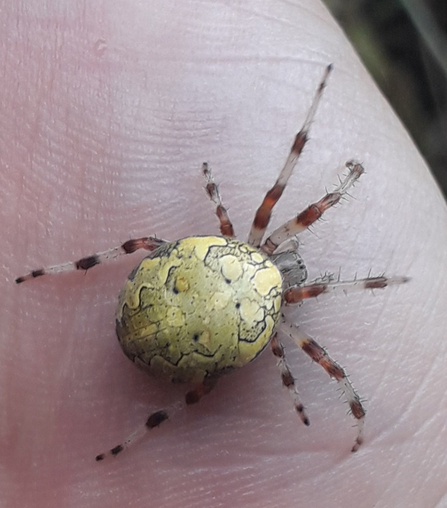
[270, 333, 310, 426]
[248, 64, 333, 248]
[280, 320, 365, 452]
[202, 162, 235, 238]
[283, 274, 410, 304]
[261, 160, 364, 255]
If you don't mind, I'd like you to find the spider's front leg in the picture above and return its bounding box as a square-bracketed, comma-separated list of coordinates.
[15, 236, 166, 283]
[95, 376, 218, 462]
[248, 64, 333, 248]
[270, 333, 310, 426]
[280, 320, 365, 452]
[281, 274, 408, 451]
[261, 160, 364, 255]
[283, 274, 410, 304]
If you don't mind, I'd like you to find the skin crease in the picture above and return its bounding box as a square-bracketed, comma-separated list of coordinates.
[1, 0, 447, 507]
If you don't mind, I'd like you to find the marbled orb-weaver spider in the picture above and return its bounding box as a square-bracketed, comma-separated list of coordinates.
[16, 65, 408, 461]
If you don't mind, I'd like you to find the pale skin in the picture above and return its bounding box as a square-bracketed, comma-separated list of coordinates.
[2, 1, 447, 507]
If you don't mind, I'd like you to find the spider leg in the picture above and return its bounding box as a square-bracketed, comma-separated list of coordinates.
[15, 237, 167, 283]
[261, 160, 364, 255]
[280, 320, 365, 452]
[184, 374, 219, 404]
[95, 409, 169, 462]
[270, 333, 309, 426]
[95, 376, 218, 461]
[202, 162, 235, 237]
[248, 64, 333, 248]
[283, 274, 409, 304]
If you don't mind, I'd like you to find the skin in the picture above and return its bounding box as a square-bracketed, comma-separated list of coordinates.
[2, 1, 447, 507]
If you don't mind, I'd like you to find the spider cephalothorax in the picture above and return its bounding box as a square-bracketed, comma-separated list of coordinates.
[16, 65, 408, 461]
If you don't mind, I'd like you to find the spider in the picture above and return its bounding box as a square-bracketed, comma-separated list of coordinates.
[16, 64, 408, 461]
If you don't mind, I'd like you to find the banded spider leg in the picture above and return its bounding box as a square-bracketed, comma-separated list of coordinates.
[15, 237, 167, 283]
[244, 68, 409, 451]
[95, 376, 219, 461]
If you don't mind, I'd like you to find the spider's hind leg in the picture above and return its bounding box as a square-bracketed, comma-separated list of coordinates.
[15, 237, 166, 283]
[95, 376, 219, 461]
[95, 409, 169, 462]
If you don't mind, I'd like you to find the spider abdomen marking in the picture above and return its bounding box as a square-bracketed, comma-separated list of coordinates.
[115, 236, 283, 383]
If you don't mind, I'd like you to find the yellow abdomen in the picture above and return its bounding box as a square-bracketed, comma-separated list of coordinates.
[116, 236, 282, 383]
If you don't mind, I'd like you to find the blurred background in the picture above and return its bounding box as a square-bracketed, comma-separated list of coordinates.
[323, 0, 447, 196]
